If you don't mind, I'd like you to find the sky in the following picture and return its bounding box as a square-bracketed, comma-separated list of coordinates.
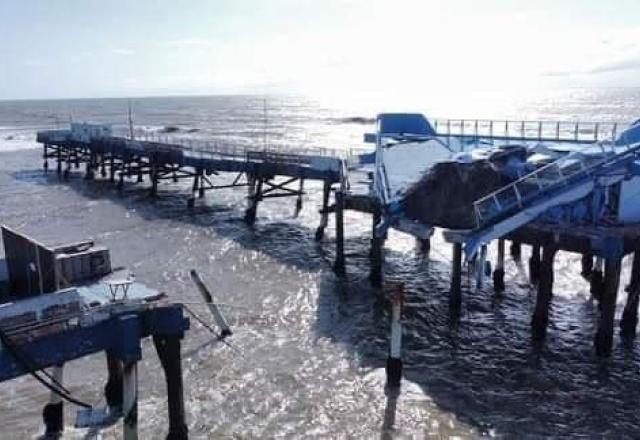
[1, 0, 640, 101]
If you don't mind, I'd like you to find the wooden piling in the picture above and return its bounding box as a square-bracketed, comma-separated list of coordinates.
[245, 177, 262, 225]
[581, 252, 593, 279]
[493, 239, 506, 293]
[104, 351, 123, 411]
[531, 244, 556, 340]
[621, 251, 640, 339]
[529, 244, 541, 284]
[450, 242, 463, 312]
[334, 190, 345, 274]
[315, 181, 331, 241]
[510, 240, 522, 262]
[370, 209, 384, 287]
[153, 335, 188, 440]
[294, 178, 304, 217]
[591, 257, 604, 301]
[595, 257, 621, 356]
[42, 364, 64, 436]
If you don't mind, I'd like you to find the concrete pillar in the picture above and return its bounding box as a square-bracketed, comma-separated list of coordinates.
[595, 257, 621, 356]
[315, 181, 331, 241]
[450, 242, 463, 313]
[42, 364, 64, 436]
[531, 244, 557, 340]
[416, 237, 431, 255]
[529, 245, 541, 285]
[334, 191, 346, 274]
[621, 251, 640, 339]
[493, 239, 506, 293]
[386, 284, 403, 387]
[153, 335, 188, 440]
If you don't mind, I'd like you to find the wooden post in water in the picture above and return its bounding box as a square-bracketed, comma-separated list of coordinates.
[476, 244, 487, 289]
[620, 251, 640, 339]
[153, 335, 188, 440]
[510, 240, 522, 262]
[43, 144, 49, 172]
[122, 360, 138, 440]
[315, 181, 331, 241]
[386, 283, 404, 387]
[294, 178, 304, 217]
[334, 190, 345, 274]
[591, 257, 604, 301]
[493, 239, 506, 293]
[581, 251, 593, 279]
[529, 244, 541, 285]
[198, 169, 205, 198]
[450, 242, 463, 313]
[104, 350, 123, 411]
[370, 208, 384, 287]
[245, 176, 262, 225]
[531, 244, 557, 340]
[595, 256, 621, 356]
[42, 364, 64, 437]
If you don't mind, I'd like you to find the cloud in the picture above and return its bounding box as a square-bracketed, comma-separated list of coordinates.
[113, 48, 136, 55]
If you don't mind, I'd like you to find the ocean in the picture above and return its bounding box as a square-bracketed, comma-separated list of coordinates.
[1, 90, 640, 438]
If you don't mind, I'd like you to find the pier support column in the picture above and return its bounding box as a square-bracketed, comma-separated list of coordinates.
[198, 169, 205, 199]
[416, 237, 431, 255]
[581, 252, 594, 279]
[450, 242, 463, 313]
[245, 177, 262, 225]
[315, 181, 331, 241]
[109, 155, 116, 183]
[136, 162, 144, 183]
[510, 241, 522, 262]
[43, 144, 49, 173]
[122, 360, 138, 440]
[85, 153, 96, 180]
[56, 147, 62, 176]
[333, 191, 346, 274]
[100, 155, 107, 178]
[386, 284, 404, 387]
[150, 162, 158, 197]
[595, 257, 621, 356]
[42, 364, 64, 436]
[493, 239, 506, 293]
[153, 335, 188, 440]
[621, 251, 640, 339]
[294, 178, 304, 217]
[104, 350, 123, 412]
[476, 244, 488, 289]
[531, 244, 557, 341]
[370, 209, 385, 287]
[529, 245, 541, 285]
[64, 153, 72, 180]
[591, 257, 604, 302]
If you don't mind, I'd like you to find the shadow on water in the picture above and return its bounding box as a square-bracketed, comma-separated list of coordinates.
[14, 167, 640, 438]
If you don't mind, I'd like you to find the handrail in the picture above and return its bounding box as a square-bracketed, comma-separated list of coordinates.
[431, 118, 622, 145]
[472, 140, 640, 228]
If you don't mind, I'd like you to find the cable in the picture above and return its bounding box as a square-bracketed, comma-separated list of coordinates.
[0, 327, 92, 409]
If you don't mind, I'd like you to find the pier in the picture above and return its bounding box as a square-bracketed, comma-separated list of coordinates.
[35, 117, 640, 371]
[0, 226, 189, 439]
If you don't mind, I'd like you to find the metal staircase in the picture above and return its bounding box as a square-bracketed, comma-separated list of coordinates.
[464, 141, 640, 258]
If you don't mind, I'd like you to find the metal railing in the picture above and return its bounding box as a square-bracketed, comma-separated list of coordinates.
[432, 118, 621, 146]
[472, 140, 639, 228]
